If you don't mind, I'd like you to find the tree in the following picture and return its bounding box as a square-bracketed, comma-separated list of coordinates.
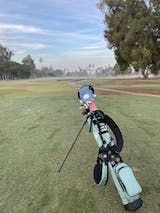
[22, 55, 35, 77]
[39, 57, 43, 64]
[0, 44, 13, 63]
[0, 61, 31, 80]
[52, 69, 64, 77]
[148, 0, 160, 75]
[40, 66, 49, 77]
[99, 0, 160, 78]
[39, 57, 43, 70]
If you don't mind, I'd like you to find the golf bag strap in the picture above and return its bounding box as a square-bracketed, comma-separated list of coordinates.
[103, 113, 124, 153]
[93, 110, 124, 153]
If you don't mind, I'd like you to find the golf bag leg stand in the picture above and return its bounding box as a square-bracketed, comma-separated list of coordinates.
[93, 152, 109, 186]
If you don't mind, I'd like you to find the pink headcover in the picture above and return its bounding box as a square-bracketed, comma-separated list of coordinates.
[89, 101, 97, 111]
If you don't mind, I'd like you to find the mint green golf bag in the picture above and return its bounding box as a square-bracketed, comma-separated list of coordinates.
[78, 85, 143, 211]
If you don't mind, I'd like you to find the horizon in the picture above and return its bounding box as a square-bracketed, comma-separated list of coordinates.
[0, 0, 115, 69]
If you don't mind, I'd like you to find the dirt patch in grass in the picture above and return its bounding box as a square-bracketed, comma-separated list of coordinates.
[96, 89, 125, 96]
[94, 78, 160, 86]
[112, 87, 160, 95]
[96, 87, 160, 97]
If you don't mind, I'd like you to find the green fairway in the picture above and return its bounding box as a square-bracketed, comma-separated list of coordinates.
[0, 79, 160, 213]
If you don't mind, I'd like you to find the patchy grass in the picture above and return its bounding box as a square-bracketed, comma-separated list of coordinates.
[0, 79, 160, 213]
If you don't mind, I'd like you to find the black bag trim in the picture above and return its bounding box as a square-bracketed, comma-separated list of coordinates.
[93, 157, 108, 185]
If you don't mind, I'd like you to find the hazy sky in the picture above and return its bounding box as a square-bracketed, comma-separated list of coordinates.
[0, 0, 115, 69]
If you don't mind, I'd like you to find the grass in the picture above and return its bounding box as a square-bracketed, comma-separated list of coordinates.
[0, 79, 160, 213]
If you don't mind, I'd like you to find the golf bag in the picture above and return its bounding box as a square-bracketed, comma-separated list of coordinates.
[78, 85, 143, 211]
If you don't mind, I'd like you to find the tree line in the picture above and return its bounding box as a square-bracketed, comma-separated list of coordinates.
[0, 43, 125, 79]
[33, 64, 117, 78]
[1, 0, 160, 81]
[0, 44, 36, 80]
[0, 44, 115, 79]
[99, 0, 160, 78]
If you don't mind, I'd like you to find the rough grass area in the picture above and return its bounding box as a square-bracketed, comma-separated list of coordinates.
[0, 79, 160, 213]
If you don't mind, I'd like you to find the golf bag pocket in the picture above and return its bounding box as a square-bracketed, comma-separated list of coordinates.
[115, 163, 142, 197]
[93, 161, 108, 186]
